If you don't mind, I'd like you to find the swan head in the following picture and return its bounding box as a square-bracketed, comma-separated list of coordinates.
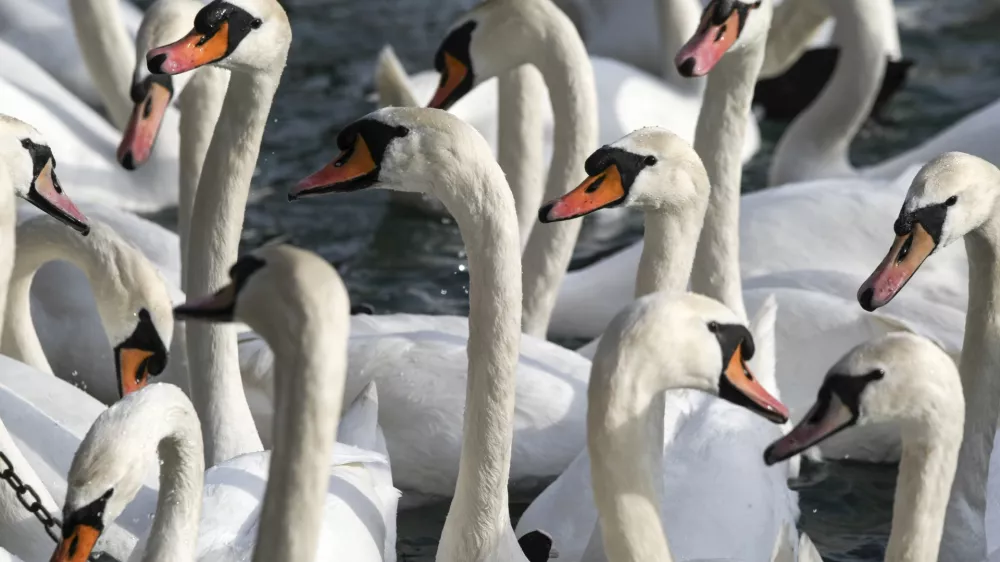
[426, 0, 543, 110]
[52, 384, 202, 562]
[81, 222, 174, 398]
[290, 107, 494, 203]
[0, 116, 89, 235]
[538, 127, 709, 222]
[598, 292, 789, 424]
[858, 152, 1000, 311]
[675, 0, 771, 77]
[173, 245, 348, 342]
[146, 0, 290, 76]
[118, 0, 202, 170]
[763, 332, 962, 465]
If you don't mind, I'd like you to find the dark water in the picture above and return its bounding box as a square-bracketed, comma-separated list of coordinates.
[135, 0, 1000, 559]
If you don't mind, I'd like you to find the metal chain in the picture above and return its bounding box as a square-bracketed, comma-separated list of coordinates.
[0, 450, 108, 561]
[0, 449, 62, 543]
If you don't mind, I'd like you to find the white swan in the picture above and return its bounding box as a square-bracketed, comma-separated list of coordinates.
[765, 332, 963, 561]
[0, 0, 140, 109]
[147, 0, 291, 465]
[515, 127, 796, 561]
[587, 292, 796, 561]
[293, 105, 578, 560]
[52, 244, 397, 562]
[857, 152, 1000, 561]
[290, 105, 593, 502]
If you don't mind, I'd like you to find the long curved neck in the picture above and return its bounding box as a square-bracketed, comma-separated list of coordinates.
[245, 293, 348, 562]
[69, 0, 135, 129]
[768, 0, 887, 186]
[654, 0, 703, 92]
[497, 65, 547, 251]
[690, 40, 765, 323]
[519, 2, 599, 337]
[939, 227, 1000, 562]
[759, 0, 830, 79]
[0, 164, 61, 562]
[186, 69, 284, 466]
[887, 423, 961, 562]
[589, 352, 673, 562]
[436, 161, 523, 562]
[140, 402, 204, 562]
[177, 67, 230, 294]
[635, 177, 709, 299]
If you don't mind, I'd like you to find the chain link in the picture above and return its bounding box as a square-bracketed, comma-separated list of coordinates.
[0, 449, 62, 543]
[0, 450, 107, 561]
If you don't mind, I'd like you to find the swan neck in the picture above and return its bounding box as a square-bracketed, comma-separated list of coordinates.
[497, 65, 547, 250]
[589, 354, 674, 562]
[1, 239, 59, 375]
[519, 8, 599, 337]
[939, 231, 1000, 561]
[886, 424, 961, 562]
[690, 45, 763, 322]
[635, 193, 707, 298]
[177, 67, 230, 294]
[768, 0, 887, 185]
[141, 411, 204, 562]
[249, 304, 348, 562]
[185, 70, 282, 465]
[69, 0, 135, 129]
[436, 164, 523, 561]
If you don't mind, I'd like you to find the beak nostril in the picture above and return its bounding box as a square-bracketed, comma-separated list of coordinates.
[677, 58, 696, 77]
[858, 287, 875, 311]
[147, 53, 168, 74]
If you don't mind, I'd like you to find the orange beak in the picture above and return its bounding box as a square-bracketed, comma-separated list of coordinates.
[538, 165, 626, 222]
[117, 348, 156, 397]
[857, 223, 936, 311]
[50, 524, 101, 562]
[675, 7, 744, 77]
[147, 23, 230, 75]
[289, 136, 378, 199]
[428, 52, 470, 110]
[719, 345, 789, 424]
[118, 81, 173, 170]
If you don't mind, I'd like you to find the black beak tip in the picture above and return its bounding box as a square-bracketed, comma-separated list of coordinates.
[147, 53, 167, 74]
[677, 57, 696, 78]
[120, 152, 136, 171]
[858, 287, 876, 311]
[537, 202, 554, 223]
[287, 192, 298, 202]
[762, 444, 779, 466]
[78, 223, 91, 236]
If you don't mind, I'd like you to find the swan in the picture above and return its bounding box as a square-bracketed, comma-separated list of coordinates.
[3, 216, 176, 403]
[765, 332, 964, 562]
[769, 0, 1000, 186]
[0, 0, 140, 109]
[293, 105, 582, 560]
[146, 0, 291, 465]
[514, 126, 796, 561]
[856, 152, 1000, 561]
[290, 103, 594, 502]
[119, 0, 229, 289]
[52, 244, 397, 562]
[587, 291, 799, 561]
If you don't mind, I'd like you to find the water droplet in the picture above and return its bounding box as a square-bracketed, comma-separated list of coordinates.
[440, 290, 447, 296]
[457, 264, 466, 272]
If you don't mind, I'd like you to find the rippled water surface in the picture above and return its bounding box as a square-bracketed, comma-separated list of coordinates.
[133, 0, 1000, 559]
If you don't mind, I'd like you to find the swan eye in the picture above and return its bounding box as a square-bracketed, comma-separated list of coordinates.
[250, 18, 262, 29]
[707, 321, 719, 332]
[644, 155, 657, 166]
[945, 195, 958, 206]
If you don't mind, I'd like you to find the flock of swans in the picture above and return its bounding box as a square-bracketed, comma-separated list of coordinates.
[0, 0, 996, 560]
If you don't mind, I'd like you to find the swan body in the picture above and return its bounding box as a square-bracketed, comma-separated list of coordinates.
[0, 0, 140, 108]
